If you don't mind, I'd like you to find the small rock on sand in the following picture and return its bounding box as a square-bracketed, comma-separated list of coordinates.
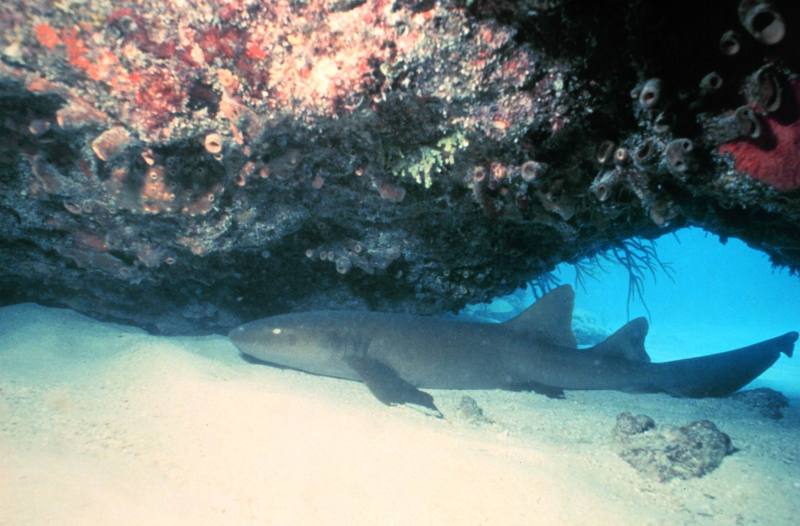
[613, 413, 734, 482]
[731, 388, 789, 420]
[455, 395, 494, 425]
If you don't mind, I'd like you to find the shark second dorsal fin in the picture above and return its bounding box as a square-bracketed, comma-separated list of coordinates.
[589, 317, 651, 362]
[503, 285, 577, 348]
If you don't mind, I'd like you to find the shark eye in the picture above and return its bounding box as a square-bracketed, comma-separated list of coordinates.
[272, 328, 282, 335]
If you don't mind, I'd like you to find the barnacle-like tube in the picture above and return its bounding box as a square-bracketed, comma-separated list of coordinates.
[719, 30, 741, 56]
[699, 72, 724, 96]
[701, 108, 762, 145]
[738, 0, 785, 45]
[204, 133, 223, 155]
[335, 256, 352, 274]
[652, 112, 673, 134]
[614, 147, 630, 166]
[520, 160, 545, 182]
[745, 65, 783, 113]
[638, 78, 662, 110]
[633, 138, 661, 169]
[91, 127, 132, 161]
[595, 140, 616, 166]
[734, 106, 762, 139]
[663, 138, 694, 175]
[590, 170, 620, 202]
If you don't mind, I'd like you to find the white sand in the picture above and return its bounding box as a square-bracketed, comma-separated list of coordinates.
[1, 304, 798, 526]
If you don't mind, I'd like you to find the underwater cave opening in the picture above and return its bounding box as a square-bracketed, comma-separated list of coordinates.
[460, 227, 800, 397]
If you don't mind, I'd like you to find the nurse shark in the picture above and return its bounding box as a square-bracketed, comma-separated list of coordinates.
[230, 285, 796, 414]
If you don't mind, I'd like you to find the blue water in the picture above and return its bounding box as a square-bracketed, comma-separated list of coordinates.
[466, 227, 800, 397]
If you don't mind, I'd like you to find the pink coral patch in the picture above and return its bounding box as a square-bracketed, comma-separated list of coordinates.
[134, 70, 185, 129]
[719, 81, 800, 191]
[34, 22, 61, 49]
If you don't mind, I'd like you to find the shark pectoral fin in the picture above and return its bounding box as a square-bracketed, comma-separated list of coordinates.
[508, 381, 566, 399]
[502, 285, 578, 348]
[344, 356, 442, 417]
[589, 317, 651, 362]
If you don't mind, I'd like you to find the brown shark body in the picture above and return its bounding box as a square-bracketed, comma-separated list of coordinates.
[230, 286, 796, 412]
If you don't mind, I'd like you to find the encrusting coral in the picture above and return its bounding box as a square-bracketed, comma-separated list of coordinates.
[0, 0, 798, 333]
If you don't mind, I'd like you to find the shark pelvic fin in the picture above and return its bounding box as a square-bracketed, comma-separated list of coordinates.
[503, 284, 577, 348]
[344, 356, 442, 417]
[590, 317, 651, 362]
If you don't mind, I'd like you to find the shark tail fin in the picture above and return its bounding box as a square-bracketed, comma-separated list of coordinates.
[652, 331, 796, 397]
[783, 332, 797, 357]
[503, 285, 577, 348]
[589, 317, 651, 362]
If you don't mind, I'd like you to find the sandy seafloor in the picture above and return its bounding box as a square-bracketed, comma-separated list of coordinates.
[1, 303, 798, 526]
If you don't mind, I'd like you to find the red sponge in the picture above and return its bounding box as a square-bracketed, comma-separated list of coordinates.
[719, 81, 800, 191]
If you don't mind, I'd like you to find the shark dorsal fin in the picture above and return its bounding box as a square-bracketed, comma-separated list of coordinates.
[503, 285, 577, 348]
[589, 317, 651, 362]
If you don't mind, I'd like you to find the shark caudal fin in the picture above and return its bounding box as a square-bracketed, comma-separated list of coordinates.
[653, 331, 797, 397]
[503, 285, 577, 348]
[588, 317, 652, 362]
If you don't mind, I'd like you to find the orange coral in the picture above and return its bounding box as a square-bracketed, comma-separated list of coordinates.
[34, 22, 61, 49]
[134, 69, 185, 129]
[62, 26, 93, 73]
[245, 41, 268, 60]
[20, 1, 534, 143]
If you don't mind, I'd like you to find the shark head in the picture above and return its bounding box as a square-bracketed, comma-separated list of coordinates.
[229, 312, 354, 376]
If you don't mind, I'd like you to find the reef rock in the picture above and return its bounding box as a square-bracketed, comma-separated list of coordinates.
[731, 387, 790, 419]
[614, 414, 735, 482]
[612, 411, 656, 440]
[454, 395, 494, 425]
[1, 1, 799, 333]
